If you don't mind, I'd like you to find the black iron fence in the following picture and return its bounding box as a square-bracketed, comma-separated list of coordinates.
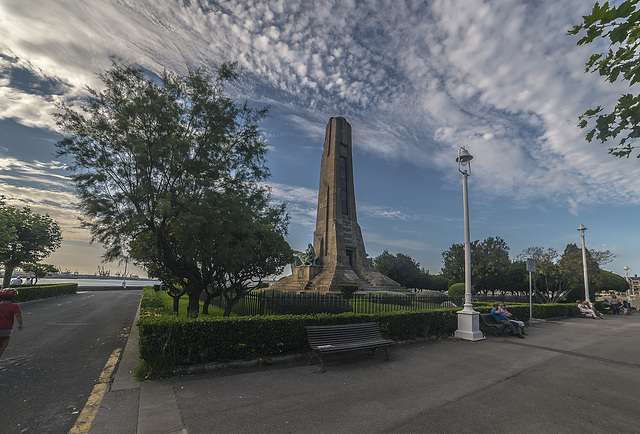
[209, 291, 532, 317]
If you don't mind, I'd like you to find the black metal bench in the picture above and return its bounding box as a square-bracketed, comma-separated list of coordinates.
[479, 313, 509, 337]
[305, 322, 394, 372]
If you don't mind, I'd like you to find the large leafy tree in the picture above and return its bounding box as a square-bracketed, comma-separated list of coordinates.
[473, 236, 511, 294]
[55, 63, 290, 317]
[441, 236, 511, 294]
[373, 250, 421, 288]
[21, 263, 59, 285]
[440, 242, 470, 284]
[569, 0, 640, 158]
[517, 246, 566, 302]
[559, 243, 602, 302]
[518, 245, 614, 302]
[0, 200, 62, 288]
[599, 269, 630, 292]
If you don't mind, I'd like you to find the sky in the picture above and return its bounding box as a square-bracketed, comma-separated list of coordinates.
[1, 0, 639, 281]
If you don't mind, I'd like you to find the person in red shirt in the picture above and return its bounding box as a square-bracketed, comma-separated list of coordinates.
[0, 288, 23, 357]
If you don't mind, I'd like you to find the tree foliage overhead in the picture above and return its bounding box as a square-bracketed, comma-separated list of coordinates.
[569, 0, 640, 158]
[55, 62, 290, 316]
[0, 199, 62, 288]
[441, 236, 511, 294]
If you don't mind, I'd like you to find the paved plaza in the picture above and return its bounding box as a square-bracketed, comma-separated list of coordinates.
[91, 313, 640, 433]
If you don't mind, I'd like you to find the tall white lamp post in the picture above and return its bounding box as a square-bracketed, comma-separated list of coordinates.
[454, 147, 484, 341]
[578, 224, 590, 303]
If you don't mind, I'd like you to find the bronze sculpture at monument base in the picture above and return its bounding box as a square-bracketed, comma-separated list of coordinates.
[271, 117, 401, 294]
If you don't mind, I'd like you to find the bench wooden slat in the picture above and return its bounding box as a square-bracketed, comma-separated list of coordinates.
[305, 322, 394, 371]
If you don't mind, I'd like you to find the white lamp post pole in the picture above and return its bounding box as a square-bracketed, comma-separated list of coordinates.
[454, 147, 484, 341]
[578, 224, 590, 303]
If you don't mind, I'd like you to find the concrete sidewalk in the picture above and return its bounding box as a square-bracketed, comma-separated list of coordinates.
[90, 313, 640, 433]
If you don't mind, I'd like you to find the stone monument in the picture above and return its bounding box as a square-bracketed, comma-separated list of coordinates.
[273, 117, 401, 293]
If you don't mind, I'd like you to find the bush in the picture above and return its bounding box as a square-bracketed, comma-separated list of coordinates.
[140, 286, 172, 316]
[338, 284, 359, 300]
[136, 289, 587, 378]
[12, 283, 77, 302]
[137, 306, 459, 377]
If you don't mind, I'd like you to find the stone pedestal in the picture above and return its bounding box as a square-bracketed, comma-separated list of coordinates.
[295, 265, 322, 282]
[454, 308, 485, 341]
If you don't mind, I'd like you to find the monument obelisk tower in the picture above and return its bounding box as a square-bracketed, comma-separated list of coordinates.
[309, 117, 400, 292]
[271, 117, 400, 293]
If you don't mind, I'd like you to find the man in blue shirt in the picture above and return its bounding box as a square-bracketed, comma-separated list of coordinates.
[491, 303, 524, 338]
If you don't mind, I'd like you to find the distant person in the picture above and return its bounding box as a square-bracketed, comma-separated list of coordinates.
[622, 299, 631, 315]
[0, 288, 23, 358]
[491, 303, 524, 338]
[23, 277, 32, 285]
[10, 277, 22, 285]
[610, 294, 621, 314]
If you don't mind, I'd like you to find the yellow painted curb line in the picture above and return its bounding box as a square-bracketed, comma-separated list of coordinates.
[68, 348, 122, 434]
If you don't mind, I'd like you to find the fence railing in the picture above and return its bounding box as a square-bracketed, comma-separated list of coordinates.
[209, 291, 532, 317]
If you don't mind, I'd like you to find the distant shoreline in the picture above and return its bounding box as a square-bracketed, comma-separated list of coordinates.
[37, 277, 161, 288]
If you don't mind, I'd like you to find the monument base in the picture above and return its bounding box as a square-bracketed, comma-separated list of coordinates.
[454, 309, 485, 341]
[269, 265, 322, 292]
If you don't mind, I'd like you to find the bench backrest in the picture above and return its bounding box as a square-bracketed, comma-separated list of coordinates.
[479, 313, 499, 325]
[306, 322, 385, 347]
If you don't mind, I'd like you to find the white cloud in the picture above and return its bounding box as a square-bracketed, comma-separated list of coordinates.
[2, 0, 640, 236]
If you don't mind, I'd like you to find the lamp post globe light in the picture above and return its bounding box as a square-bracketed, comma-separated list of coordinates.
[578, 224, 590, 303]
[454, 147, 484, 341]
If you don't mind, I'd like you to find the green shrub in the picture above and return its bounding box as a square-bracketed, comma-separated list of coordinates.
[338, 284, 359, 300]
[12, 283, 77, 302]
[136, 289, 586, 378]
[140, 286, 172, 316]
[137, 308, 459, 378]
[447, 283, 466, 298]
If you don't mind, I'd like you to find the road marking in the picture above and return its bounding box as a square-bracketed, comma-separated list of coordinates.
[68, 348, 122, 434]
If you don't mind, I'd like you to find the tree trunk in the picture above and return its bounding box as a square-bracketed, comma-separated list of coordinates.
[223, 303, 233, 317]
[187, 289, 202, 318]
[171, 295, 180, 315]
[2, 264, 16, 288]
[202, 293, 213, 315]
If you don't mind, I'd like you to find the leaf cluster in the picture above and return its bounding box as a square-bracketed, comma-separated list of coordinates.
[569, 0, 640, 158]
[0, 198, 62, 287]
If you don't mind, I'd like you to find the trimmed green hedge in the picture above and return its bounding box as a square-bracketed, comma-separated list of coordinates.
[137, 288, 458, 377]
[12, 283, 77, 302]
[137, 289, 582, 377]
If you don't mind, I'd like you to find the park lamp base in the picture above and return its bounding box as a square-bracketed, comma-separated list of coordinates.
[454, 309, 485, 341]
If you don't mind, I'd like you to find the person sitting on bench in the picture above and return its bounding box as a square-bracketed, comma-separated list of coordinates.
[577, 300, 603, 320]
[498, 303, 527, 334]
[491, 303, 524, 338]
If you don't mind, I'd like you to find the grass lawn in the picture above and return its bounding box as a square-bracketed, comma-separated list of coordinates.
[155, 290, 228, 317]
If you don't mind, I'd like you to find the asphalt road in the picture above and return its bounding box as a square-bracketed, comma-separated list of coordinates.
[0, 290, 142, 434]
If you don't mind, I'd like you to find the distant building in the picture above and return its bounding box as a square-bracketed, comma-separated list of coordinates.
[629, 274, 640, 293]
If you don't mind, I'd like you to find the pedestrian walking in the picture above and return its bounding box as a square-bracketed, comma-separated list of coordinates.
[0, 288, 23, 358]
